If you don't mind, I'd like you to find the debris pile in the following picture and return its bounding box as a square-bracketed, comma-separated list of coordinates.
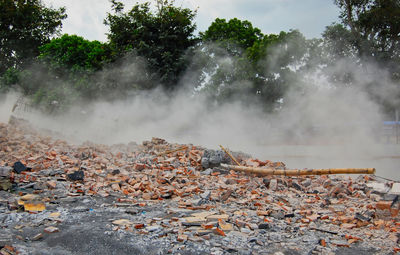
[0, 118, 399, 254]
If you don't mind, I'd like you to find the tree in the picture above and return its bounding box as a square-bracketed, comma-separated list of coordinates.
[201, 18, 263, 56]
[104, 0, 197, 89]
[322, 23, 356, 61]
[39, 34, 110, 74]
[0, 0, 67, 74]
[334, 0, 400, 63]
[195, 16, 309, 111]
[331, 0, 400, 113]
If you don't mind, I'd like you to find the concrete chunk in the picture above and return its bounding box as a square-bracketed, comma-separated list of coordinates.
[389, 183, 400, 195]
[367, 182, 390, 194]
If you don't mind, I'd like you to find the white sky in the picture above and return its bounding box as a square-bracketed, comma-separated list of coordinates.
[43, 0, 340, 42]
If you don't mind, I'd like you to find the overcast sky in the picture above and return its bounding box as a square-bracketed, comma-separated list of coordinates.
[43, 0, 340, 42]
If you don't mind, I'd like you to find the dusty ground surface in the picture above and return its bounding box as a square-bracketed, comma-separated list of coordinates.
[0, 117, 399, 255]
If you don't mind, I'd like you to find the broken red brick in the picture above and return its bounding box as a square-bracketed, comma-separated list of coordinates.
[376, 201, 392, 210]
[177, 234, 188, 242]
[134, 224, 145, 229]
[213, 227, 226, 236]
[134, 163, 146, 171]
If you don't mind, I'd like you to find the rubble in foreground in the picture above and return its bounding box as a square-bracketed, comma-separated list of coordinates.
[0, 117, 399, 255]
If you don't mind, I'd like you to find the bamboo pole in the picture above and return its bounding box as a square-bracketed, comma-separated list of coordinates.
[220, 164, 376, 176]
[219, 145, 241, 166]
[157, 146, 188, 156]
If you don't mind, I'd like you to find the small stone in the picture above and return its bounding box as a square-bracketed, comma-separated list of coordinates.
[341, 223, 356, 229]
[218, 220, 233, 231]
[207, 214, 229, 221]
[71, 206, 88, 213]
[33, 182, 47, 190]
[201, 158, 209, 169]
[209, 155, 222, 165]
[142, 193, 152, 200]
[263, 178, 270, 187]
[200, 190, 211, 200]
[0, 166, 12, 177]
[331, 240, 349, 247]
[355, 212, 370, 222]
[370, 194, 382, 201]
[125, 208, 138, 215]
[201, 169, 212, 175]
[225, 179, 236, 185]
[240, 227, 251, 233]
[146, 225, 162, 232]
[177, 234, 188, 242]
[67, 170, 84, 181]
[191, 211, 216, 218]
[196, 229, 213, 236]
[112, 219, 133, 226]
[31, 233, 43, 241]
[248, 237, 258, 242]
[258, 223, 270, 230]
[13, 161, 27, 174]
[183, 216, 207, 223]
[49, 212, 61, 218]
[270, 211, 285, 220]
[182, 221, 202, 227]
[302, 179, 312, 187]
[111, 169, 120, 175]
[46, 181, 57, 189]
[0, 180, 12, 191]
[269, 179, 278, 191]
[44, 226, 59, 233]
[384, 193, 398, 201]
[291, 181, 303, 191]
[111, 183, 121, 191]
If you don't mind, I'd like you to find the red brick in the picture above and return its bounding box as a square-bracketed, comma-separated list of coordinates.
[376, 201, 392, 210]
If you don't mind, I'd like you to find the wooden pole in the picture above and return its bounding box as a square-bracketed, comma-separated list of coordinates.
[157, 146, 188, 156]
[220, 164, 376, 176]
[219, 145, 241, 166]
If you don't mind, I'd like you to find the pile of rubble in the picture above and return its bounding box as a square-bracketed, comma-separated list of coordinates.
[0, 117, 399, 255]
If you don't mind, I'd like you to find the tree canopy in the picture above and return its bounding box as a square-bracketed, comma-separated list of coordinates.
[0, 0, 398, 115]
[39, 34, 110, 73]
[104, 0, 198, 89]
[201, 18, 263, 56]
[0, 0, 67, 74]
[333, 0, 400, 65]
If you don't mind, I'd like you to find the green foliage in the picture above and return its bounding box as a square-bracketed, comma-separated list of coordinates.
[201, 18, 263, 56]
[333, 0, 400, 63]
[104, 0, 198, 89]
[322, 23, 356, 61]
[39, 34, 110, 74]
[0, 68, 21, 92]
[193, 16, 310, 111]
[0, 0, 67, 74]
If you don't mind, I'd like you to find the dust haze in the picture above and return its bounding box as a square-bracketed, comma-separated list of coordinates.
[1, 44, 399, 179]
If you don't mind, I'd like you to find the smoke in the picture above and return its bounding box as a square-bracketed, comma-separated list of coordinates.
[1, 39, 399, 179]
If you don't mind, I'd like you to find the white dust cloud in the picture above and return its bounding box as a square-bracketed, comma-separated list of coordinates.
[1, 42, 399, 179]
